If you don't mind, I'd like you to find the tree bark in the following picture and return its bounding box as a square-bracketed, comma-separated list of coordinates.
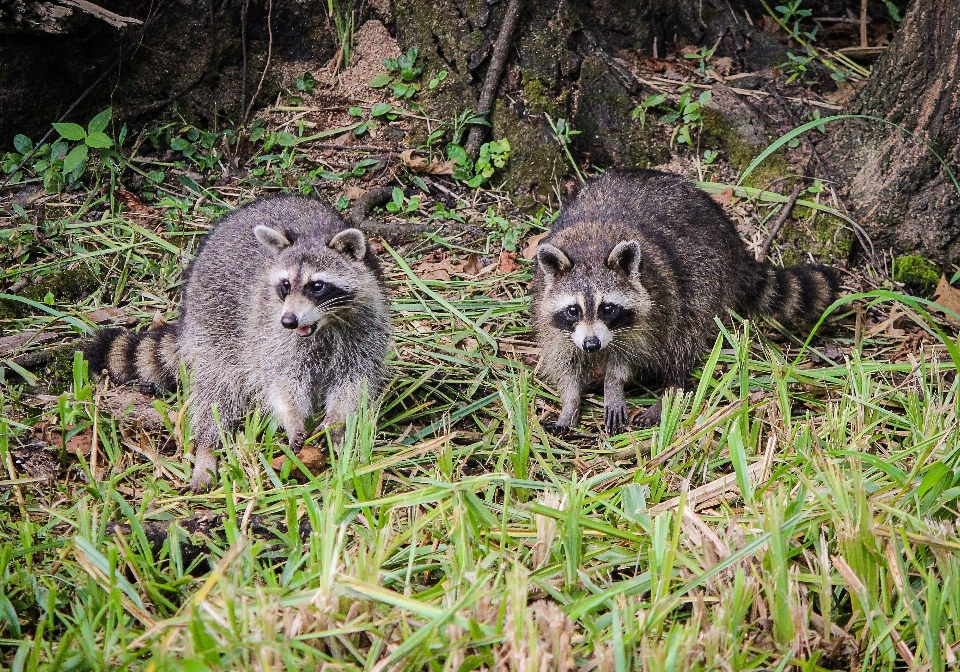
[0, 0, 139, 34]
[824, 0, 960, 266]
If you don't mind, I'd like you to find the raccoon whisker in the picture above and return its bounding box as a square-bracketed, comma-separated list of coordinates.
[316, 297, 355, 312]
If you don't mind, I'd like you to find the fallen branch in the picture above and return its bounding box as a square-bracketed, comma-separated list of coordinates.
[59, 0, 142, 28]
[464, 0, 524, 159]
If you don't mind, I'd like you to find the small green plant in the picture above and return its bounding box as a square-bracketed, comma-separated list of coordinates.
[545, 114, 585, 183]
[2, 108, 117, 192]
[369, 48, 423, 99]
[702, 149, 718, 165]
[385, 187, 421, 214]
[657, 86, 712, 147]
[446, 138, 511, 188]
[294, 72, 316, 94]
[483, 206, 522, 252]
[684, 46, 715, 76]
[167, 126, 235, 172]
[631, 93, 667, 128]
[428, 70, 448, 89]
[471, 138, 511, 188]
[779, 50, 816, 85]
[775, 0, 814, 40]
[425, 201, 465, 224]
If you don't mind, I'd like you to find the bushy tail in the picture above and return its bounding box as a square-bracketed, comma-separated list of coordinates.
[750, 264, 840, 325]
[84, 323, 181, 390]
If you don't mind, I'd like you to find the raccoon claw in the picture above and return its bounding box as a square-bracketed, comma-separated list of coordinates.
[630, 401, 662, 428]
[604, 405, 628, 435]
[543, 421, 573, 437]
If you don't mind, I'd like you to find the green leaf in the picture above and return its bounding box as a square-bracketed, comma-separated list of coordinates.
[348, 106, 363, 117]
[391, 187, 404, 207]
[13, 134, 32, 154]
[87, 108, 112, 135]
[85, 131, 113, 149]
[62, 144, 88, 175]
[466, 174, 485, 188]
[369, 72, 392, 88]
[382, 57, 399, 72]
[370, 102, 392, 117]
[276, 131, 298, 147]
[446, 143, 468, 166]
[53, 122, 86, 141]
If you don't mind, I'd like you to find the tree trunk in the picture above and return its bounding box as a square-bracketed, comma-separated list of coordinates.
[824, 0, 960, 266]
[391, 0, 786, 201]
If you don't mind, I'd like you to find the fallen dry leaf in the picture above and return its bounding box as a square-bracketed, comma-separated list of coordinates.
[522, 232, 549, 260]
[865, 305, 906, 338]
[65, 427, 94, 457]
[462, 253, 482, 276]
[710, 189, 734, 207]
[271, 445, 327, 481]
[398, 149, 455, 175]
[343, 185, 366, 201]
[498, 250, 521, 274]
[712, 56, 733, 76]
[932, 275, 960, 317]
[115, 189, 147, 211]
[86, 306, 129, 325]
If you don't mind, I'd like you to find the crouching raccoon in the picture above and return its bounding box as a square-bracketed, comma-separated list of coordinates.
[85, 195, 391, 490]
[531, 169, 839, 435]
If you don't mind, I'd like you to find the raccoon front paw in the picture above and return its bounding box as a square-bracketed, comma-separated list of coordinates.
[188, 449, 218, 492]
[604, 404, 628, 435]
[543, 421, 573, 436]
[630, 401, 662, 428]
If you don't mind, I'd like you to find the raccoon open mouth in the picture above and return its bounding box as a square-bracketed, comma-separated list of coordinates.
[296, 324, 317, 337]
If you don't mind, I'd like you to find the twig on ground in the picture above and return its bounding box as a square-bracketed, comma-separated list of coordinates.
[464, 0, 524, 159]
[243, 0, 273, 123]
[240, 0, 249, 121]
[757, 184, 802, 262]
[59, 0, 142, 28]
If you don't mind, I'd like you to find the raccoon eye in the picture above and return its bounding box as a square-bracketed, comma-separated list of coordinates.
[600, 303, 619, 317]
[277, 279, 291, 298]
[565, 305, 581, 318]
[310, 281, 325, 294]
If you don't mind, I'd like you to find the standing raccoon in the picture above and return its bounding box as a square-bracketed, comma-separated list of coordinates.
[86, 195, 391, 491]
[532, 170, 839, 435]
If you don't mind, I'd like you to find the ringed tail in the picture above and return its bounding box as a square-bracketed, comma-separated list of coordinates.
[751, 264, 840, 325]
[84, 323, 180, 390]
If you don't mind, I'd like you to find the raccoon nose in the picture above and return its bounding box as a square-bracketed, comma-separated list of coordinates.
[583, 336, 602, 352]
[280, 313, 299, 329]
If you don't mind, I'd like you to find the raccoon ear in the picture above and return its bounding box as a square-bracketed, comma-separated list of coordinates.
[254, 225, 292, 254]
[329, 228, 367, 261]
[607, 240, 642, 277]
[537, 244, 572, 278]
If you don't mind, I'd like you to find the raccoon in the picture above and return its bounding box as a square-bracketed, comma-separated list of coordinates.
[531, 169, 839, 435]
[86, 195, 391, 491]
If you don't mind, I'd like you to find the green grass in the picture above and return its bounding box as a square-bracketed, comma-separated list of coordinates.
[3, 130, 960, 671]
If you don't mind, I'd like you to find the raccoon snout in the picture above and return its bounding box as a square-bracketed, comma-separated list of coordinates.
[281, 313, 299, 329]
[583, 336, 602, 353]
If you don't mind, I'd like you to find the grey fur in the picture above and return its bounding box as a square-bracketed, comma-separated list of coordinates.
[87, 195, 391, 491]
[531, 169, 839, 435]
